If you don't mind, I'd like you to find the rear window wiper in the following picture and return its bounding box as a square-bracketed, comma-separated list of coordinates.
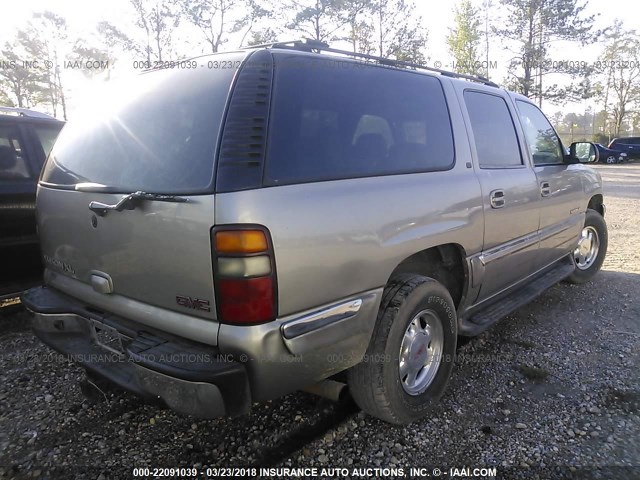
[87, 190, 189, 216]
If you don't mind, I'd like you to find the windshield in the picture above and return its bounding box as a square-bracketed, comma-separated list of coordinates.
[41, 53, 244, 194]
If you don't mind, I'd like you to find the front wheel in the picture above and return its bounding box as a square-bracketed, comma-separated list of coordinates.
[347, 275, 457, 424]
[566, 209, 608, 284]
[606, 155, 617, 164]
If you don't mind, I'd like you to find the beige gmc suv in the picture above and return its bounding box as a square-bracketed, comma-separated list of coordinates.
[23, 39, 607, 424]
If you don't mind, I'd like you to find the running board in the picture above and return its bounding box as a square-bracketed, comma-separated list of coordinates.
[459, 258, 575, 336]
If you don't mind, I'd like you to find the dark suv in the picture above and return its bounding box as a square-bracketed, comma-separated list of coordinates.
[608, 137, 640, 159]
[0, 107, 64, 302]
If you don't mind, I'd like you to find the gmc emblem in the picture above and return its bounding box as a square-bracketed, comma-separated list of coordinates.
[176, 295, 211, 312]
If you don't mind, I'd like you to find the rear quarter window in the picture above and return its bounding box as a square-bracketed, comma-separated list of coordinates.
[611, 138, 640, 146]
[264, 56, 455, 185]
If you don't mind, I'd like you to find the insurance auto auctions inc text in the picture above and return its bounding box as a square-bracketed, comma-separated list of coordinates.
[258, 466, 497, 478]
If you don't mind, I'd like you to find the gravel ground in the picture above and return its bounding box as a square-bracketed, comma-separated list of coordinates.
[1, 164, 639, 479]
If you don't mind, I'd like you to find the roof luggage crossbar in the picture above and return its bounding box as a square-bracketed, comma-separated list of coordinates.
[244, 38, 499, 88]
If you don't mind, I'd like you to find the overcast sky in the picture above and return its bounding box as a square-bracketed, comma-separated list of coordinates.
[1, 0, 634, 117]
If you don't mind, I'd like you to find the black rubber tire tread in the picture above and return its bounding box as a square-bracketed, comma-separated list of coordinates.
[347, 274, 457, 424]
[566, 209, 608, 284]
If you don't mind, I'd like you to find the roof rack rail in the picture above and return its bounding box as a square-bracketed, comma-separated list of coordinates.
[0, 106, 56, 119]
[244, 38, 499, 88]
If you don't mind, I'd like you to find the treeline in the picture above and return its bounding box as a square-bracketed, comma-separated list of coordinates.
[553, 108, 640, 146]
[449, 0, 640, 139]
[1, 0, 639, 139]
[0, 0, 428, 120]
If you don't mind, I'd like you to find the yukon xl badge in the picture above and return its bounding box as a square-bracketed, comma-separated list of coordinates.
[176, 295, 211, 312]
[43, 255, 75, 275]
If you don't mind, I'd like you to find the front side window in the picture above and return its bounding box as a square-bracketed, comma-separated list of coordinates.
[265, 57, 455, 185]
[464, 91, 523, 168]
[0, 126, 30, 180]
[516, 101, 564, 165]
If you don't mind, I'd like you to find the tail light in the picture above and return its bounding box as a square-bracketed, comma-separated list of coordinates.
[211, 226, 277, 325]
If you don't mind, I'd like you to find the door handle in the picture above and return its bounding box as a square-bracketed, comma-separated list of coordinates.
[490, 189, 505, 209]
[540, 182, 551, 197]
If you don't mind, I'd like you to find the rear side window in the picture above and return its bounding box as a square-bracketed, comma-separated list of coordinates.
[611, 137, 640, 146]
[264, 57, 455, 185]
[464, 91, 522, 168]
[33, 124, 63, 158]
[0, 126, 30, 180]
[42, 53, 243, 194]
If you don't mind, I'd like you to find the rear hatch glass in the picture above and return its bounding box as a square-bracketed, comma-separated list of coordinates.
[42, 52, 246, 194]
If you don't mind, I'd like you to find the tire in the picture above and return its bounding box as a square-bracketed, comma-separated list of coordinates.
[566, 209, 608, 284]
[347, 274, 457, 424]
[606, 155, 617, 164]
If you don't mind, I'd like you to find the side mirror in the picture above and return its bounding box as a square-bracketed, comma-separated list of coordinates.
[568, 142, 599, 164]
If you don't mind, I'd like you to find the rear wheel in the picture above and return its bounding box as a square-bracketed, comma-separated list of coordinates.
[567, 209, 608, 284]
[347, 274, 457, 424]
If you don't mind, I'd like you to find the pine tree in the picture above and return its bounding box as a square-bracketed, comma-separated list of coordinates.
[287, 0, 348, 42]
[372, 0, 428, 63]
[13, 12, 70, 118]
[0, 43, 44, 108]
[447, 0, 483, 76]
[130, 0, 180, 62]
[341, 0, 375, 53]
[497, 0, 598, 106]
[180, 0, 270, 53]
[599, 24, 640, 136]
[0, 87, 13, 107]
